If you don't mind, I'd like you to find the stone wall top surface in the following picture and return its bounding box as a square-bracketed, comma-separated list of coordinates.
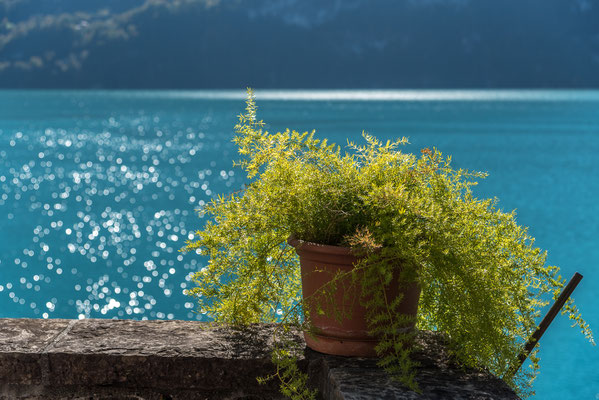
[47, 319, 278, 358]
[0, 319, 70, 353]
[0, 318, 520, 400]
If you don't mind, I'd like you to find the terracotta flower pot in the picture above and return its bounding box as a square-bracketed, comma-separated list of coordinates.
[288, 236, 421, 357]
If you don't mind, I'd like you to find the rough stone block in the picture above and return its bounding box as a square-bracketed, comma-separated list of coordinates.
[309, 332, 521, 400]
[0, 318, 71, 385]
[0, 319, 521, 400]
[43, 320, 287, 398]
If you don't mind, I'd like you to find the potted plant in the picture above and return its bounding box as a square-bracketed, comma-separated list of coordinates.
[182, 89, 593, 399]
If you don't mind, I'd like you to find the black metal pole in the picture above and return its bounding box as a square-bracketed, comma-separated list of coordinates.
[505, 272, 583, 378]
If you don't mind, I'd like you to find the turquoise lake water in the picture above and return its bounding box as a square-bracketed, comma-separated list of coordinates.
[0, 90, 598, 398]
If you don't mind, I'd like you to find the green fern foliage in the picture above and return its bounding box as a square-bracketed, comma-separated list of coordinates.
[182, 89, 593, 398]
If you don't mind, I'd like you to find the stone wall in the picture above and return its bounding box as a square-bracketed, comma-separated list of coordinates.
[0, 318, 520, 399]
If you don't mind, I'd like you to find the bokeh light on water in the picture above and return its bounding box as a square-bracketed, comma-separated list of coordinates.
[0, 90, 240, 320]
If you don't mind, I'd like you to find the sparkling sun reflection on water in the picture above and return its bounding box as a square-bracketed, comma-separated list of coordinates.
[0, 91, 240, 321]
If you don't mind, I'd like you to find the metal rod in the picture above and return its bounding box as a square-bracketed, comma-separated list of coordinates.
[505, 272, 583, 378]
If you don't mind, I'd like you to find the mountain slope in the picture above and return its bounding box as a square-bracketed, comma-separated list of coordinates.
[1, 0, 598, 88]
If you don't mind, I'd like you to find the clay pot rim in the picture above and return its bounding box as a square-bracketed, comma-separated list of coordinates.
[288, 234, 354, 256]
